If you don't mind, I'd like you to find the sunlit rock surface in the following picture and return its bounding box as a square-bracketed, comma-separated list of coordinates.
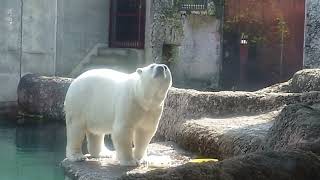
[61, 142, 194, 180]
[16, 69, 320, 179]
[120, 150, 320, 180]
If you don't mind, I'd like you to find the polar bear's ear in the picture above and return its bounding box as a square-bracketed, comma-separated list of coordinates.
[136, 68, 143, 75]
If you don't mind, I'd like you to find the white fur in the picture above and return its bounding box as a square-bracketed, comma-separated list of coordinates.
[64, 64, 172, 166]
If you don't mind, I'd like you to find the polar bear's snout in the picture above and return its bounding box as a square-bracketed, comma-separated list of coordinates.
[153, 64, 169, 78]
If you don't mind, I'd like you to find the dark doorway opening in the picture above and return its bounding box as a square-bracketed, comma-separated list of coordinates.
[109, 0, 146, 49]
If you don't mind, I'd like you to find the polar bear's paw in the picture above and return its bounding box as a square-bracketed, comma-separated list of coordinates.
[119, 159, 139, 167]
[99, 149, 115, 158]
[135, 157, 148, 166]
[67, 153, 87, 162]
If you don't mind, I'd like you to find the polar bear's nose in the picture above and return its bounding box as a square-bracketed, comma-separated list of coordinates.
[156, 66, 164, 73]
[154, 65, 165, 78]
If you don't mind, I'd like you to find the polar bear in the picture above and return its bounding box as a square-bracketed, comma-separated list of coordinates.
[64, 63, 172, 166]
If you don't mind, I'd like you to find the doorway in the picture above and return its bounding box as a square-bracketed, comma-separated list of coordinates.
[109, 0, 146, 49]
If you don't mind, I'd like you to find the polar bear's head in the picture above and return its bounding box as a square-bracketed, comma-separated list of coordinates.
[134, 63, 172, 110]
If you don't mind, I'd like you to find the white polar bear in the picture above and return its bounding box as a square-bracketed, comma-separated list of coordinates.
[64, 63, 172, 166]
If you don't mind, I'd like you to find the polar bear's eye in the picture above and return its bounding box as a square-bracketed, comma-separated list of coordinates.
[151, 65, 155, 69]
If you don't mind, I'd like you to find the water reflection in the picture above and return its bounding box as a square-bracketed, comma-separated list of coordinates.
[0, 120, 66, 180]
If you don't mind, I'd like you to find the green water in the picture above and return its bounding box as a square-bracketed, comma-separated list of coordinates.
[0, 120, 66, 180]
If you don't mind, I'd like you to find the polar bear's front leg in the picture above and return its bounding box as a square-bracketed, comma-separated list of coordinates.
[133, 128, 155, 161]
[112, 127, 137, 166]
[66, 124, 86, 162]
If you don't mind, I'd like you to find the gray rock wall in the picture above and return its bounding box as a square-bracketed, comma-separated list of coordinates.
[170, 15, 221, 89]
[304, 0, 320, 68]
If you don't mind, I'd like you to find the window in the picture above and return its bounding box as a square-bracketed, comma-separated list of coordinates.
[109, 0, 146, 49]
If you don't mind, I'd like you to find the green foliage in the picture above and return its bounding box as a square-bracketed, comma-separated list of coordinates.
[223, 0, 289, 45]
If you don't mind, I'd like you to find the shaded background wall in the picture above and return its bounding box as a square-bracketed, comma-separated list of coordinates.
[148, 0, 222, 90]
[170, 15, 221, 89]
[222, 0, 305, 90]
[56, 0, 109, 76]
[304, 0, 320, 68]
[1, 0, 320, 102]
[0, 0, 109, 102]
[0, 0, 21, 102]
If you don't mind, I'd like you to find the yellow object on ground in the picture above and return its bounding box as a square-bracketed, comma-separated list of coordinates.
[189, 158, 219, 163]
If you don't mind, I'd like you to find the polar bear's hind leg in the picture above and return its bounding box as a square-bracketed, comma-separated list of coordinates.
[86, 132, 113, 158]
[66, 123, 86, 161]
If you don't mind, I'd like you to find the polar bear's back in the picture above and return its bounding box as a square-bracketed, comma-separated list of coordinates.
[64, 69, 132, 125]
[78, 69, 130, 82]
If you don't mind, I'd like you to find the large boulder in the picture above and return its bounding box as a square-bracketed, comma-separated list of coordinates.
[158, 110, 279, 159]
[156, 88, 320, 159]
[264, 102, 320, 155]
[258, 69, 320, 93]
[17, 74, 72, 120]
[290, 69, 320, 93]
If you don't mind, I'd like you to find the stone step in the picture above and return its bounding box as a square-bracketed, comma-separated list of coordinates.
[88, 55, 119, 65]
[61, 141, 195, 180]
[97, 47, 142, 57]
[96, 47, 144, 67]
[79, 54, 137, 74]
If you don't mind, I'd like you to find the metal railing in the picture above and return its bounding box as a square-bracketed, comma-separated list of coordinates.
[178, 0, 208, 11]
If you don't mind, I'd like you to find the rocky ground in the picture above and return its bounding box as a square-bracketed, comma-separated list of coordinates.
[17, 69, 320, 179]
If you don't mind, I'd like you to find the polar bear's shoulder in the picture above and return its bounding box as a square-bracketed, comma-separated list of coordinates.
[79, 69, 132, 82]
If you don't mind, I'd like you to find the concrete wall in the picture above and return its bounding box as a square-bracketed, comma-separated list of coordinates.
[21, 0, 57, 76]
[171, 15, 221, 89]
[304, 0, 320, 68]
[0, 0, 22, 102]
[56, 0, 109, 76]
[0, 0, 109, 102]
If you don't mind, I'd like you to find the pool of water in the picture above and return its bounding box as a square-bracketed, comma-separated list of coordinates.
[0, 120, 66, 180]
